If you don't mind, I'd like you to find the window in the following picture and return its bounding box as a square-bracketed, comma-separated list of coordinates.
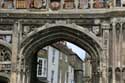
[52, 49, 55, 63]
[51, 70, 54, 83]
[37, 58, 47, 77]
[38, 59, 42, 76]
[43, 60, 47, 76]
[53, 48, 56, 55]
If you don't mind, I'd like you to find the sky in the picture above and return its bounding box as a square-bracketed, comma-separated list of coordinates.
[66, 42, 86, 60]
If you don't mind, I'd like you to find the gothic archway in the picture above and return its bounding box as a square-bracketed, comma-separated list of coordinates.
[0, 39, 11, 62]
[0, 39, 11, 83]
[20, 23, 103, 83]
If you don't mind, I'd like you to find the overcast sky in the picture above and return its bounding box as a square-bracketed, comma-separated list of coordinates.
[66, 42, 86, 60]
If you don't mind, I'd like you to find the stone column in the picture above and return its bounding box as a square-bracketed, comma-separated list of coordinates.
[112, 21, 116, 83]
[17, 71, 21, 83]
[10, 21, 21, 83]
[119, 23, 122, 83]
[22, 60, 27, 83]
[102, 22, 110, 83]
[26, 70, 31, 83]
[91, 60, 97, 83]
[22, 72, 26, 83]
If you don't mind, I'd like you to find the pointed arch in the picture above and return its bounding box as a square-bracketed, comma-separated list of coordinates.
[21, 23, 102, 60]
[20, 23, 103, 83]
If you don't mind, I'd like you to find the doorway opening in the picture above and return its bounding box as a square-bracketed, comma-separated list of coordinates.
[20, 24, 102, 83]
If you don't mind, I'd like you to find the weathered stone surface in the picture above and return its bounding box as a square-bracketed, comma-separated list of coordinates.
[0, 11, 125, 83]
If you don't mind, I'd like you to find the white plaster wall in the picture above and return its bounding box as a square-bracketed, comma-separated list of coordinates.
[47, 46, 59, 83]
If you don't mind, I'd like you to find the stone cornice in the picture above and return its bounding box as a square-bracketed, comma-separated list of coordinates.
[1, 9, 125, 19]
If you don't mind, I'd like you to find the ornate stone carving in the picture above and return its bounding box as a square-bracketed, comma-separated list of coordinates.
[0, 18, 14, 24]
[92, 26, 100, 35]
[0, 25, 12, 30]
[0, 46, 11, 61]
[22, 24, 43, 38]
[23, 26, 31, 34]
[115, 23, 121, 30]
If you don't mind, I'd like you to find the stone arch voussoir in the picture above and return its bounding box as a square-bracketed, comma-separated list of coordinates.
[19, 23, 103, 83]
[21, 23, 102, 57]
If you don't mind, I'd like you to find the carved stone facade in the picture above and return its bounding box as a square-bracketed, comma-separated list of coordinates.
[0, 10, 125, 83]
